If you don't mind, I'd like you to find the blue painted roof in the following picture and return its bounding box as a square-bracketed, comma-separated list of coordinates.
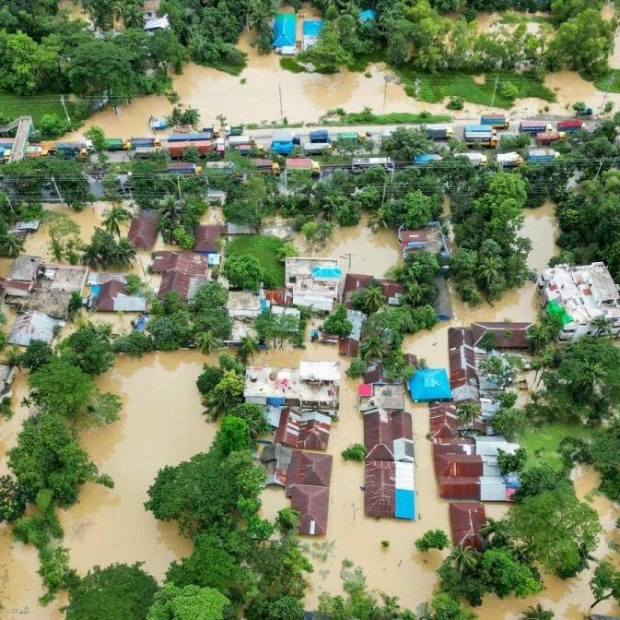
[312, 266, 342, 279]
[359, 9, 376, 22]
[273, 13, 296, 48]
[409, 368, 451, 402]
[394, 488, 415, 520]
[303, 19, 323, 36]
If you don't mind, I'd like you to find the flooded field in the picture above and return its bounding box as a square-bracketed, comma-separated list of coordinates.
[0, 201, 618, 617]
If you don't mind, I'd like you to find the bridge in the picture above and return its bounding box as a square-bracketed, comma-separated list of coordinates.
[0, 116, 33, 163]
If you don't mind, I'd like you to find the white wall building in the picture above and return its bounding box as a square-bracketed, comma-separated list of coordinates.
[538, 262, 620, 342]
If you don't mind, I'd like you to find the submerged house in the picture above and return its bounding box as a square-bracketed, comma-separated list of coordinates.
[448, 328, 479, 403]
[8, 311, 61, 347]
[302, 19, 323, 51]
[127, 217, 158, 250]
[273, 13, 297, 54]
[449, 502, 486, 550]
[95, 280, 147, 313]
[274, 407, 332, 450]
[285, 257, 342, 312]
[408, 368, 451, 402]
[471, 321, 534, 350]
[3, 255, 43, 300]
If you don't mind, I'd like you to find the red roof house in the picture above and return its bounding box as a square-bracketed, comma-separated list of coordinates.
[127, 217, 158, 250]
[152, 251, 208, 274]
[287, 485, 330, 536]
[275, 408, 332, 450]
[449, 502, 486, 549]
[434, 453, 484, 478]
[364, 460, 395, 517]
[448, 328, 479, 402]
[364, 410, 413, 461]
[342, 273, 405, 307]
[193, 224, 225, 253]
[429, 401, 458, 440]
[286, 451, 333, 488]
[438, 476, 481, 500]
[471, 322, 534, 350]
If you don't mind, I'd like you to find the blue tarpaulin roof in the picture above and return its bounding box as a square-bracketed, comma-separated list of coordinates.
[273, 13, 296, 48]
[312, 266, 342, 279]
[394, 489, 415, 520]
[409, 368, 451, 402]
[359, 9, 376, 22]
[303, 19, 323, 36]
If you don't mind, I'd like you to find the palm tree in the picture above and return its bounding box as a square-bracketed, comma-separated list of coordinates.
[1, 233, 24, 258]
[102, 205, 132, 238]
[591, 314, 613, 337]
[114, 238, 137, 268]
[182, 106, 201, 127]
[456, 401, 482, 430]
[369, 206, 390, 231]
[360, 285, 385, 314]
[378, 593, 401, 620]
[3, 347, 22, 369]
[158, 195, 186, 242]
[447, 544, 478, 575]
[360, 335, 387, 361]
[520, 604, 554, 620]
[476, 254, 504, 294]
[237, 335, 259, 364]
[196, 331, 221, 355]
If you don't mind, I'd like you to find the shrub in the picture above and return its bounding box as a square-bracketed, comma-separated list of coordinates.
[346, 358, 366, 378]
[341, 443, 366, 462]
[446, 97, 464, 110]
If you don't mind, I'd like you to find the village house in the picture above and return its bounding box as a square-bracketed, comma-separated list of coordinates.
[244, 361, 341, 414]
[193, 225, 225, 262]
[471, 321, 534, 349]
[226, 290, 264, 319]
[538, 262, 620, 342]
[27, 264, 89, 320]
[449, 502, 486, 550]
[0, 364, 15, 400]
[260, 443, 293, 487]
[397, 222, 450, 271]
[127, 216, 159, 250]
[448, 327, 480, 403]
[341, 273, 405, 307]
[152, 251, 210, 301]
[142, 0, 169, 31]
[429, 401, 459, 441]
[8, 311, 62, 347]
[95, 280, 147, 313]
[3, 255, 43, 301]
[285, 257, 341, 312]
[338, 309, 366, 357]
[363, 410, 414, 462]
[358, 382, 406, 414]
[274, 407, 332, 450]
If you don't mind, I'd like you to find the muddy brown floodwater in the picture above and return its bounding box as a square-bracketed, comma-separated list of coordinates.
[1, 202, 619, 618]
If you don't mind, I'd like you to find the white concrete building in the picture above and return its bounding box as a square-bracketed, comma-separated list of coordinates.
[285, 257, 341, 312]
[538, 262, 620, 342]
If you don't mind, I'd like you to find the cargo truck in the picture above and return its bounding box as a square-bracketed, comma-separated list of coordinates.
[519, 121, 553, 134]
[166, 162, 202, 175]
[167, 140, 213, 158]
[526, 148, 559, 163]
[133, 146, 159, 159]
[24, 146, 48, 158]
[556, 119, 586, 133]
[456, 152, 488, 167]
[464, 129, 497, 148]
[480, 114, 509, 129]
[286, 158, 320, 176]
[351, 157, 394, 172]
[336, 132, 366, 144]
[228, 135, 253, 147]
[497, 152, 524, 167]
[303, 142, 332, 155]
[104, 138, 132, 151]
[168, 132, 214, 143]
[228, 125, 244, 137]
[205, 161, 237, 172]
[232, 143, 262, 156]
[414, 154, 443, 166]
[0, 147, 11, 162]
[536, 131, 565, 146]
[252, 159, 280, 174]
[131, 137, 161, 148]
[309, 129, 330, 143]
[424, 124, 453, 140]
[465, 125, 497, 135]
[55, 142, 89, 159]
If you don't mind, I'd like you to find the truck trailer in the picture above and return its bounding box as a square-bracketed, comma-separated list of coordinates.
[351, 157, 394, 172]
[251, 159, 280, 174]
[303, 142, 332, 155]
[536, 131, 565, 146]
[497, 152, 524, 167]
[24, 146, 48, 158]
[424, 124, 453, 140]
[519, 121, 553, 134]
[464, 129, 497, 148]
[526, 148, 559, 163]
[456, 152, 488, 167]
[168, 132, 214, 143]
[166, 140, 213, 158]
[480, 114, 509, 129]
[166, 162, 203, 175]
[309, 130, 330, 143]
[131, 137, 161, 148]
[336, 132, 366, 144]
[54, 142, 89, 159]
[286, 158, 320, 176]
[556, 119, 586, 133]
[104, 138, 132, 151]
[414, 154, 443, 166]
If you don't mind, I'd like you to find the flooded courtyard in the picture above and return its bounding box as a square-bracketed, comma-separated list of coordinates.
[1, 199, 618, 617]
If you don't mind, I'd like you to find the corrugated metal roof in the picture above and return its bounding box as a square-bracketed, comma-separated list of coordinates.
[395, 461, 414, 490]
[429, 401, 458, 440]
[275, 408, 332, 450]
[8, 311, 60, 346]
[480, 476, 508, 501]
[449, 502, 486, 549]
[448, 328, 479, 402]
[438, 476, 481, 500]
[152, 251, 208, 275]
[364, 460, 395, 517]
[435, 454, 484, 478]
[288, 484, 329, 536]
[127, 217, 158, 250]
[364, 410, 413, 461]
[96, 279, 147, 312]
[286, 450, 332, 488]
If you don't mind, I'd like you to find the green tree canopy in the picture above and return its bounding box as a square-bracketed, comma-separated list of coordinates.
[146, 584, 232, 620]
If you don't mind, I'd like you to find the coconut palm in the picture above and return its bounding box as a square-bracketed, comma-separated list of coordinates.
[102, 205, 132, 238]
[369, 206, 390, 231]
[520, 604, 554, 620]
[447, 544, 479, 575]
[476, 253, 504, 293]
[378, 593, 401, 620]
[359, 335, 387, 361]
[114, 238, 137, 268]
[237, 335, 259, 364]
[0, 233, 24, 258]
[360, 285, 385, 314]
[456, 401, 482, 430]
[196, 331, 221, 355]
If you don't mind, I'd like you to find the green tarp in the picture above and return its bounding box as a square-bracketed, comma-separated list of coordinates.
[546, 299, 573, 326]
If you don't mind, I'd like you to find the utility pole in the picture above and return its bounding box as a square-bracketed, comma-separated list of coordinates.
[600, 72, 614, 114]
[279, 84, 284, 121]
[50, 175, 64, 206]
[383, 78, 388, 109]
[60, 95, 73, 129]
[340, 253, 352, 270]
[490, 75, 499, 109]
[176, 175, 183, 200]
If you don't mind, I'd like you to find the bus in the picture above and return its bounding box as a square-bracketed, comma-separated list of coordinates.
[351, 157, 394, 173]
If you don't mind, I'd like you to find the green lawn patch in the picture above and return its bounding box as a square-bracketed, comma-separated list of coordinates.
[321, 111, 451, 126]
[280, 57, 307, 73]
[225, 235, 285, 288]
[583, 69, 620, 94]
[0, 93, 83, 126]
[498, 13, 551, 25]
[520, 424, 595, 471]
[347, 49, 386, 73]
[396, 70, 556, 109]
